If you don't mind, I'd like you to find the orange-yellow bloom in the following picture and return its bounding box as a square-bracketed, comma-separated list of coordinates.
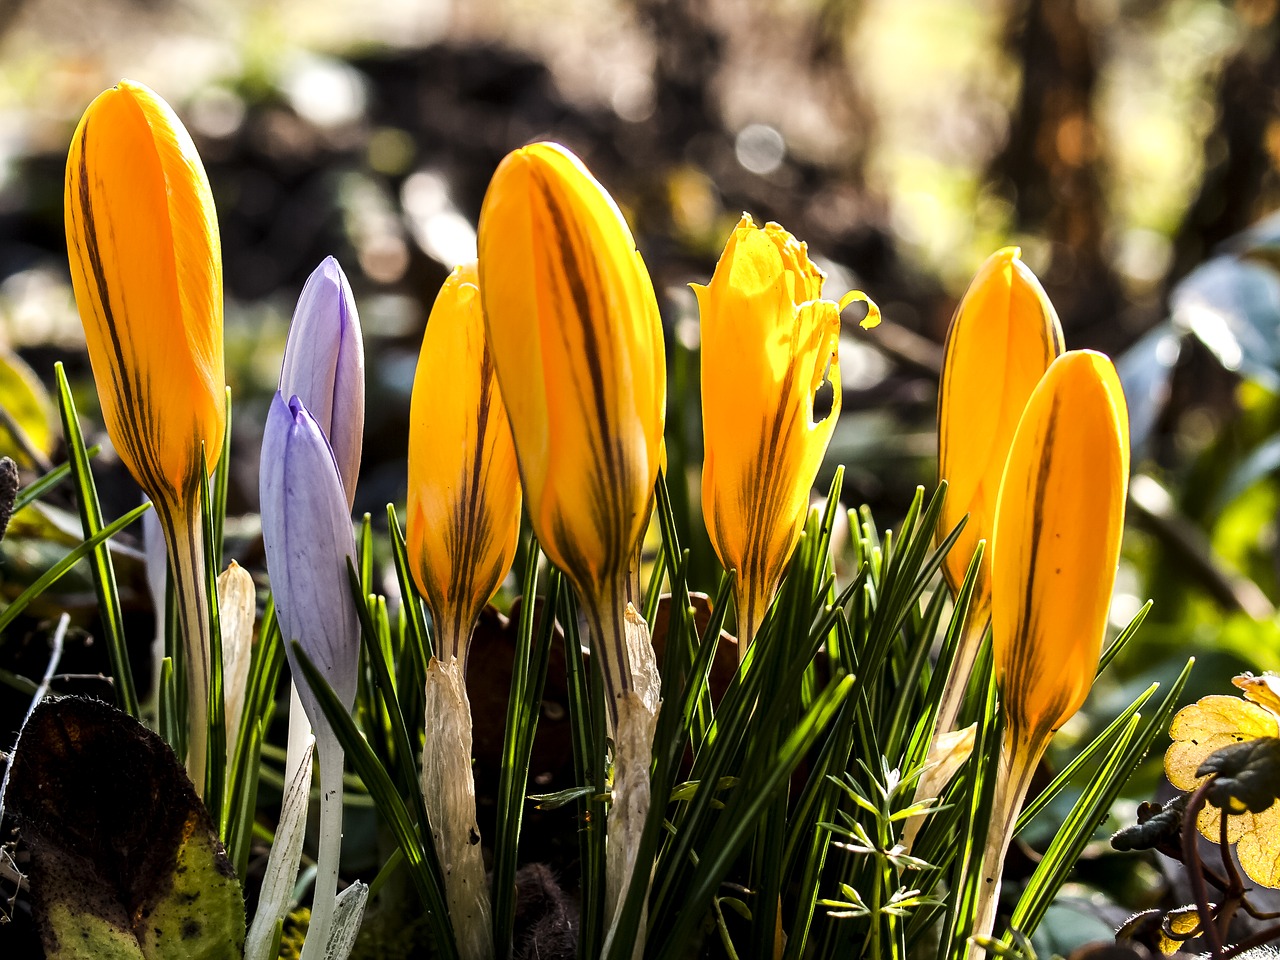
[975, 348, 1129, 943]
[696, 214, 878, 654]
[65, 79, 224, 505]
[64, 80, 224, 793]
[991, 348, 1129, 743]
[933, 246, 1063, 733]
[477, 141, 665, 943]
[406, 262, 521, 666]
[477, 141, 665, 703]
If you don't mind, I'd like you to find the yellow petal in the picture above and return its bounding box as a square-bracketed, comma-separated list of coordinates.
[1164, 692, 1280, 881]
[407, 263, 522, 664]
[697, 214, 869, 647]
[1165, 694, 1278, 792]
[476, 142, 665, 599]
[64, 80, 224, 509]
[937, 247, 1063, 615]
[991, 349, 1128, 744]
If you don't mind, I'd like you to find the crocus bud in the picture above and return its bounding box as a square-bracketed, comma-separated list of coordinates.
[695, 214, 879, 654]
[478, 140, 665, 946]
[65, 79, 224, 792]
[937, 247, 1064, 614]
[932, 246, 1063, 735]
[974, 349, 1129, 945]
[65, 79, 224, 505]
[476, 142, 665, 711]
[477, 142, 665, 616]
[279, 257, 365, 508]
[992, 349, 1129, 744]
[260, 392, 361, 721]
[406, 262, 521, 666]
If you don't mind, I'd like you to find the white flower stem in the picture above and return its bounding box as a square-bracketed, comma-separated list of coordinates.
[971, 729, 1043, 956]
[245, 685, 314, 960]
[301, 734, 345, 960]
[157, 499, 211, 798]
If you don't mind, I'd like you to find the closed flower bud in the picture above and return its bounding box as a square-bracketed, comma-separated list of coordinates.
[975, 349, 1129, 944]
[992, 349, 1129, 744]
[65, 79, 224, 791]
[478, 141, 665, 718]
[478, 140, 665, 942]
[406, 262, 521, 666]
[933, 246, 1064, 735]
[477, 142, 665, 613]
[937, 246, 1064, 610]
[65, 79, 224, 506]
[696, 214, 879, 653]
[260, 392, 361, 721]
[279, 256, 365, 508]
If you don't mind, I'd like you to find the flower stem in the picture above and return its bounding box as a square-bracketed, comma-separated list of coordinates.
[971, 729, 1043, 955]
[583, 579, 660, 960]
[157, 498, 210, 797]
[421, 656, 493, 960]
[934, 602, 991, 738]
[301, 735, 345, 960]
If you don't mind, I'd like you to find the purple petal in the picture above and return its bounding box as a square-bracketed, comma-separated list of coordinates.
[260, 391, 361, 722]
[279, 256, 365, 508]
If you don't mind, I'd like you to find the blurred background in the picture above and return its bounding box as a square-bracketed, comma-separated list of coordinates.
[6, 0, 1280, 952]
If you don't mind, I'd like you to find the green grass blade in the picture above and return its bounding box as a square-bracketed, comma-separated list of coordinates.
[11, 445, 100, 513]
[1096, 601, 1152, 677]
[652, 675, 854, 960]
[1014, 681, 1159, 836]
[200, 455, 227, 827]
[212, 387, 231, 567]
[0, 501, 151, 635]
[52, 362, 138, 717]
[493, 556, 560, 959]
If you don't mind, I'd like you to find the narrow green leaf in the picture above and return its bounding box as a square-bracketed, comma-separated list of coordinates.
[53, 362, 138, 717]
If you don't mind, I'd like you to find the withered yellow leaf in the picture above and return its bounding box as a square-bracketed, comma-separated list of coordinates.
[1164, 692, 1280, 887]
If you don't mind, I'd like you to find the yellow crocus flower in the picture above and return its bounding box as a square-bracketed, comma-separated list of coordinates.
[696, 214, 878, 655]
[64, 80, 224, 793]
[407, 262, 522, 667]
[477, 140, 665, 710]
[974, 349, 1129, 945]
[477, 141, 665, 947]
[934, 247, 1063, 734]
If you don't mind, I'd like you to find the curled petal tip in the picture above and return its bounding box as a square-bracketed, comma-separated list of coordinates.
[839, 290, 881, 329]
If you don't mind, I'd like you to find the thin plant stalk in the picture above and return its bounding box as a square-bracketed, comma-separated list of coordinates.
[245, 684, 315, 960]
[971, 729, 1043, 952]
[155, 497, 211, 795]
[583, 577, 660, 958]
[421, 644, 492, 960]
[303, 735, 346, 960]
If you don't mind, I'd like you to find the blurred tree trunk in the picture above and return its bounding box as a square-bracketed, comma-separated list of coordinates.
[991, 0, 1123, 347]
[1169, 8, 1280, 285]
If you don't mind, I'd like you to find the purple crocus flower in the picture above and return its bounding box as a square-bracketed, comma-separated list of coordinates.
[260, 391, 360, 718]
[279, 256, 365, 509]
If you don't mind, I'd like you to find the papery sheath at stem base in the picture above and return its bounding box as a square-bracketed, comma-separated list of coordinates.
[421, 657, 493, 960]
[971, 729, 1044, 957]
[155, 498, 211, 798]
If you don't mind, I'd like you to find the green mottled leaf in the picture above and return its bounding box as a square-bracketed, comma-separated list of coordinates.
[8, 696, 245, 960]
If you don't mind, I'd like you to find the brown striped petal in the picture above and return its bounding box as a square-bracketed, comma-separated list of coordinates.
[476, 142, 665, 601]
[936, 247, 1064, 615]
[407, 263, 522, 665]
[64, 80, 224, 511]
[696, 214, 878, 650]
[991, 349, 1129, 746]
